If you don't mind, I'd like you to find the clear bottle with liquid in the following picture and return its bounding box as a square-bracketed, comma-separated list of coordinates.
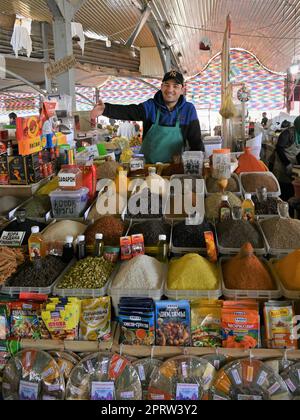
[157, 234, 169, 263]
[28, 226, 46, 261]
[219, 195, 232, 222]
[76, 235, 86, 260]
[94, 233, 104, 258]
[62, 236, 74, 263]
[242, 193, 255, 222]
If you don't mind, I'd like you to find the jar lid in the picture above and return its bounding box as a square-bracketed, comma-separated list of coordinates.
[95, 233, 103, 240]
[31, 226, 39, 234]
[65, 236, 74, 243]
[77, 235, 85, 242]
[159, 235, 167, 241]
[221, 195, 229, 201]
[245, 193, 252, 200]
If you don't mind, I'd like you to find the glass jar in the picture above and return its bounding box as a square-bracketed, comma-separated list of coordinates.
[130, 154, 145, 172]
[212, 149, 231, 180]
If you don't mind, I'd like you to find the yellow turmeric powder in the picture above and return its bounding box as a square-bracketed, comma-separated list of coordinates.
[168, 254, 219, 290]
[223, 243, 275, 290]
[274, 250, 300, 290]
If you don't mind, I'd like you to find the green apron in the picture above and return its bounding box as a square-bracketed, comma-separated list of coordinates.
[140, 109, 184, 164]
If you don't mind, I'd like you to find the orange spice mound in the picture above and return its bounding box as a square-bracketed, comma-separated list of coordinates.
[223, 243, 275, 290]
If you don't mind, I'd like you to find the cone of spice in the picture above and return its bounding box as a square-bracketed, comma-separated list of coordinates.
[274, 250, 300, 290]
[223, 243, 275, 290]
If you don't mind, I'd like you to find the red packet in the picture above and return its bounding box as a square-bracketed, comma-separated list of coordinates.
[120, 236, 132, 260]
[108, 354, 129, 380]
[204, 231, 218, 263]
[131, 234, 145, 257]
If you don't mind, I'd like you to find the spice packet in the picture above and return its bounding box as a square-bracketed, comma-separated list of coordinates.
[119, 313, 155, 346]
[10, 302, 41, 340]
[264, 301, 298, 350]
[131, 234, 145, 257]
[204, 231, 218, 263]
[155, 300, 191, 346]
[120, 236, 132, 261]
[221, 300, 260, 349]
[42, 298, 81, 340]
[0, 304, 10, 340]
[80, 297, 111, 342]
[191, 299, 223, 347]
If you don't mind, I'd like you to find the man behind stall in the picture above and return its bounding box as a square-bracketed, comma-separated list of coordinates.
[91, 70, 204, 164]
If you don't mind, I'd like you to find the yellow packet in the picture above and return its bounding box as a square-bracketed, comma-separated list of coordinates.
[80, 297, 111, 341]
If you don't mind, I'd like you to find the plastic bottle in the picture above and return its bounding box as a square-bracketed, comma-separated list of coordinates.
[242, 193, 255, 222]
[6, 142, 12, 156]
[157, 234, 168, 263]
[219, 195, 232, 222]
[28, 226, 46, 261]
[76, 235, 86, 260]
[62, 236, 74, 263]
[94, 233, 104, 258]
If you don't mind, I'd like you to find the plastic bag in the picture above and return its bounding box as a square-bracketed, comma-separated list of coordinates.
[219, 89, 236, 119]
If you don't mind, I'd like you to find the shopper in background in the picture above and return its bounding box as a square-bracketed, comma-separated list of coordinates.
[117, 120, 136, 140]
[91, 70, 204, 163]
[261, 112, 269, 128]
[273, 115, 300, 201]
[8, 112, 17, 126]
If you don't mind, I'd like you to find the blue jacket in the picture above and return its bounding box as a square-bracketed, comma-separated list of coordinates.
[103, 91, 204, 151]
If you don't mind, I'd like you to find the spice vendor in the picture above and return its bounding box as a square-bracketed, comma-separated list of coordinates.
[273, 116, 300, 200]
[91, 71, 204, 164]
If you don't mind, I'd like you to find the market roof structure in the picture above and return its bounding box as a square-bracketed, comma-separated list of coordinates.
[0, 0, 299, 76]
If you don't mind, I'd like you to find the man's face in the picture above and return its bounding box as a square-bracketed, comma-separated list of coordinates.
[161, 80, 184, 107]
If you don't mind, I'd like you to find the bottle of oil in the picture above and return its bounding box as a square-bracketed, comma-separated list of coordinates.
[94, 233, 104, 257]
[76, 235, 86, 260]
[242, 193, 255, 222]
[157, 234, 168, 263]
[28, 226, 46, 261]
[62, 236, 74, 263]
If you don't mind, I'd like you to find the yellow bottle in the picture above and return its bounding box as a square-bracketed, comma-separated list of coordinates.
[28, 226, 46, 261]
[242, 194, 255, 222]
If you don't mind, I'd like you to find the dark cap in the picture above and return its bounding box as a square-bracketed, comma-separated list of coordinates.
[162, 70, 184, 85]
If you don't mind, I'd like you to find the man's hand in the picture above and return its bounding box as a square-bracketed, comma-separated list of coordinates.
[91, 100, 105, 119]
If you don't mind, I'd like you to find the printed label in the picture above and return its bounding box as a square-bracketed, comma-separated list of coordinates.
[0, 231, 25, 247]
[232, 369, 242, 385]
[176, 383, 199, 401]
[181, 362, 188, 378]
[150, 393, 165, 400]
[268, 382, 281, 396]
[91, 382, 115, 401]
[297, 369, 300, 383]
[213, 394, 228, 400]
[58, 173, 76, 187]
[257, 371, 268, 387]
[86, 360, 94, 374]
[138, 365, 146, 381]
[19, 380, 39, 400]
[238, 395, 263, 401]
[29, 242, 42, 259]
[120, 391, 134, 399]
[285, 379, 297, 393]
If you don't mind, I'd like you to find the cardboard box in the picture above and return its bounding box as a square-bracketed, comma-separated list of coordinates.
[0, 155, 9, 185]
[16, 116, 42, 156]
[7, 153, 41, 185]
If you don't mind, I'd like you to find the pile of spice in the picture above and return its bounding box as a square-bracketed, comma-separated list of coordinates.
[206, 176, 239, 193]
[111, 255, 164, 290]
[23, 195, 51, 218]
[167, 254, 219, 290]
[205, 193, 242, 220]
[216, 220, 264, 249]
[85, 216, 125, 246]
[42, 220, 87, 243]
[36, 177, 58, 195]
[260, 217, 300, 250]
[0, 247, 25, 285]
[126, 189, 163, 219]
[172, 219, 214, 248]
[274, 250, 300, 290]
[56, 257, 115, 290]
[5, 256, 67, 288]
[129, 220, 171, 246]
[0, 196, 22, 216]
[223, 243, 275, 290]
[2, 219, 46, 243]
[241, 173, 279, 193]
[161, 163, 184, 177]
[252, 196, 279, 216]
[96, 160, 120, 180]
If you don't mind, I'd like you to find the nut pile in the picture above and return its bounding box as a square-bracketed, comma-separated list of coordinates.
[56, 257, 115, 289]
[0, 247, 25, 285]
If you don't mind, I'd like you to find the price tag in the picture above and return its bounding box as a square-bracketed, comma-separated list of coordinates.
[58, 173, 76, 187]
[0, 231, 25, 247]
[91, 382, 115, 401]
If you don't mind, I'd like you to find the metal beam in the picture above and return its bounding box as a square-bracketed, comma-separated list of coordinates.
[0, 66, 45, 95]
[41, 22, 52, 93]
[147, 21, 168, 73]
[46, 0, 64, 19]
[125, 4, 152, 47]
[72, 0, 89, 14]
